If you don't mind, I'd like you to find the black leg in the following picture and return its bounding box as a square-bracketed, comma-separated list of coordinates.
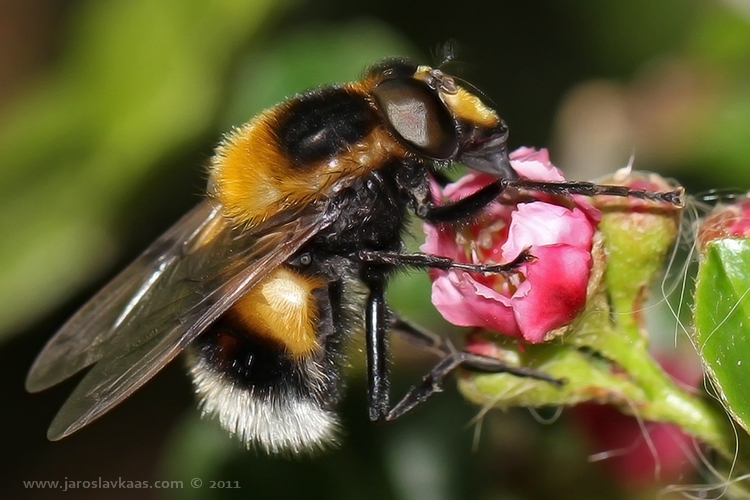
[389, 316, 448, 356]
[383, 348, 561, 421]
[391, 316, 560, 375]
[381, 315, 562, 422]
[415, 177, 683, 224]
[504, 178, 684, 206]
[418, 181, 504, 223]
[365, 274, 390, 422]
[353, 249, 533, 274]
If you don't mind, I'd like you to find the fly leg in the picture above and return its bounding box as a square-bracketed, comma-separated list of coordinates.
[385, 316, 561, 421]
[415, 177, 683, 224]
[363, 271, 559, 423]
[354, 249, 533, 275]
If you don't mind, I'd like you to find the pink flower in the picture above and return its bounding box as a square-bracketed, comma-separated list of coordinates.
[572, 404, 696, 489]
[421, 148, 598, 343]
[697, 194, 750, 250]
[571, 352, 702, 489]
[730, 200, 750, 236]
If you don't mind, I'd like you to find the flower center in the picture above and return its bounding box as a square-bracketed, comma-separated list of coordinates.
[456, 216, 527, 296]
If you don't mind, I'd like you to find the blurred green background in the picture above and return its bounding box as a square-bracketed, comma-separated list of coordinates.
[3, 0, 750, 499]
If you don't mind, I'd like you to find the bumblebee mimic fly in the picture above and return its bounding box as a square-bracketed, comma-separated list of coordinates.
[26, 58, 682, 454]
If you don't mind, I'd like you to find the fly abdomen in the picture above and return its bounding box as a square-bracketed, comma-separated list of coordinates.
[188, 266, 343, 454]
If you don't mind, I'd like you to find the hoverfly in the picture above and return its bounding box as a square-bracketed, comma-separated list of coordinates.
[27, 59, 682, 454]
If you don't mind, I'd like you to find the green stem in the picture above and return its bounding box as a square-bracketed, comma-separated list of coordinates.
[574, 317, 737, 461]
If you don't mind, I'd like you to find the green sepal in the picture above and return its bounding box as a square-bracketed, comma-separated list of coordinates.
[457, 333, 648, 411]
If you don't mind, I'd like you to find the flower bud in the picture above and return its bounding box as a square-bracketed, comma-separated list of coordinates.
[593, 168, 682, 330]
[696, 194, 750, 251]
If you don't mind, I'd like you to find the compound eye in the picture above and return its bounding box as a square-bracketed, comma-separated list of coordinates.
[372, 78, 458, 160]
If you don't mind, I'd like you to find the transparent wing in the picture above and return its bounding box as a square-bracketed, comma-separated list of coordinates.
[25, 199, 332, 440]
[26, 201, 223, 392]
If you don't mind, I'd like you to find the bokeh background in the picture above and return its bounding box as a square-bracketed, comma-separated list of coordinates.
[3, 0, 750, 499]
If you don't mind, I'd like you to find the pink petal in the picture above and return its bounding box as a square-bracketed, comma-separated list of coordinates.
[428, 174, 445, 202]
[421, 223, 465, 262]
[511, 245, 591, 342]
[509, 147, 565, 181]
[442, 172, 496, 200]
[431, 272, 521, 336]
[502, 203, 594, 260]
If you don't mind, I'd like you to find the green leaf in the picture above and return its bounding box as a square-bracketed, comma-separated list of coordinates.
[694, 238, 750, 433]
